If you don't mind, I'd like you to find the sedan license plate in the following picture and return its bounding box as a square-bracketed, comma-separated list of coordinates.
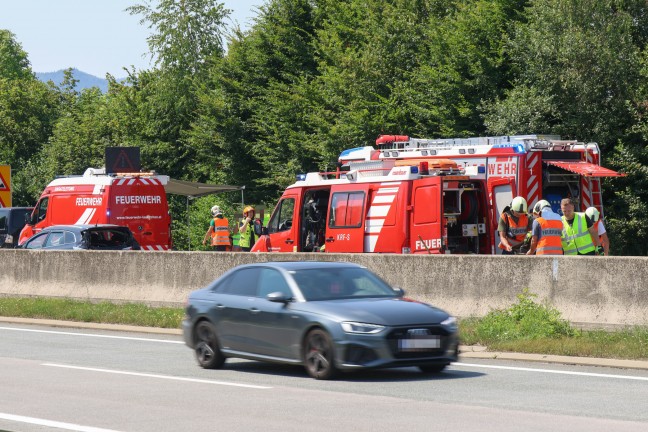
[398, 336, 440, 351]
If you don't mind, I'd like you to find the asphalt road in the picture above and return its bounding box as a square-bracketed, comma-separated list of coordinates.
[1, 322, 648, 432]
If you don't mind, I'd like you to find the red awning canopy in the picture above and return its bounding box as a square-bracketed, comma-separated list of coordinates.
[544, 161, 625, 177]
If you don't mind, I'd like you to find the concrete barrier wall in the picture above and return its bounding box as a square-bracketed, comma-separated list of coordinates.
[1, 250, 647, 326]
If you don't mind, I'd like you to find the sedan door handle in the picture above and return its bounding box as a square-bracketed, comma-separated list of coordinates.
[250, 308, 261, 314]
[216, 304, 225, 309]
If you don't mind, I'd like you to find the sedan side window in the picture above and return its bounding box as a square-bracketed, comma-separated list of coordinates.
[257, 269, 292, 298]
[64, 231, 76, 244]
[217, 268, 260, 297]
[25, 233, 47, 249]
[44, 231, 65, 247]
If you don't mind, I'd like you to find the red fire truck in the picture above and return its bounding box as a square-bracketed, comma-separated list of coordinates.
[252, 160, 510, 254]
[19, 168, 172, 250]
[339, 134, 624, 218]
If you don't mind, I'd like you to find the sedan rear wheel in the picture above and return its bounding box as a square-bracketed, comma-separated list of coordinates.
[303, 329, 337, 380]
[194, 321, 225, 369]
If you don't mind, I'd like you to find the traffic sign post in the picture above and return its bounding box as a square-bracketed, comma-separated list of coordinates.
[0, 165, 11, 207]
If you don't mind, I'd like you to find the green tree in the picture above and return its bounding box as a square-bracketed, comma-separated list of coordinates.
[0, 30, 60, 205]
[605, 47, 648, 255]
[188, 0, 319, 203]
[128, 0, 229, 76]
[483, 0, 645, 146]
[125, 0, 231, 181]
[0, 29, 32, 80]
[399, 0, 521, 138]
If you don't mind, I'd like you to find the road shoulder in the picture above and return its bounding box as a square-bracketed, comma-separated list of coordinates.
[3, 316, 648, 371]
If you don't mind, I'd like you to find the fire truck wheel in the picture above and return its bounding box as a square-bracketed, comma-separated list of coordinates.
[418, 364, 447, 374]
[194, 321, 226, 369]
[303, 329, 338, 380]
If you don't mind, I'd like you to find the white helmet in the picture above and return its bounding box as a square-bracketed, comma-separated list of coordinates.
[533, 199, 551, 214]
[510, 196, 528, 213]
[211, 205, 222, 217]
[585, 207, 600, 222]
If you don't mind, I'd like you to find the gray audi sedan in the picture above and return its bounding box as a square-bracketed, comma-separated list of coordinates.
[183, 261, 458, 379]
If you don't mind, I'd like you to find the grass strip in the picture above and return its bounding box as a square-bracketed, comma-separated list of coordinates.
[0, 297, 183, 328]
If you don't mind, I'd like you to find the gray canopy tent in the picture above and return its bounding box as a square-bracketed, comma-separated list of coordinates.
[164, 179, 245, 250]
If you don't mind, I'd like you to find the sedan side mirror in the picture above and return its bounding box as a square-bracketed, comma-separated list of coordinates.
[393, 287, 405, 297]
[267, 292, 291, 304]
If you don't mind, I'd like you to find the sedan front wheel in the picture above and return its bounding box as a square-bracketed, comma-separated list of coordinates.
[303, 329, 337, 380]
[194, 321, 226, 369]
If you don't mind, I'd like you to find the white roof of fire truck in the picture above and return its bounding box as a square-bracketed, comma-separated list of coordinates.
[338, 134, 601, 164]
[47, 167, 169, 188]
[290, 159, 475, 189]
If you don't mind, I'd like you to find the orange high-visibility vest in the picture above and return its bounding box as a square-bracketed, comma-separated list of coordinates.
[536, 217, 564, 255]
[211, 218, 231, 247]
[498, 211, 530, 250]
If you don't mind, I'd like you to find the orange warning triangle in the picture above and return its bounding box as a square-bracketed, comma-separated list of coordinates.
[0, 170, 9, 191]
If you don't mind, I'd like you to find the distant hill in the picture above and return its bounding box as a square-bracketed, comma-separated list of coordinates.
[35, 69, 125, 93]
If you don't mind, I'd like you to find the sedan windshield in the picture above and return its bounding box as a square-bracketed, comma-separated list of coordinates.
[289, 267, 397, 301]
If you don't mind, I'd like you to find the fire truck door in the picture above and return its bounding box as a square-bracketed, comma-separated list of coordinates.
[262, 196, 298, 252]
[488, 178, 516, 254]
[410, 177, 443, 253]
[324, 185, 368, 253]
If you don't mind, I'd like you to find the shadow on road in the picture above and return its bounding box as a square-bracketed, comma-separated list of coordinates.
[221, 360, 484, 382]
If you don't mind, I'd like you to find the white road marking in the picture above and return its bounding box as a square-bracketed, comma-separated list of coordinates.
[0, 412, 121, 432]
[43, 363, 273, 389]
[0, 326, 183, 343]
[458, 362, 648, 381]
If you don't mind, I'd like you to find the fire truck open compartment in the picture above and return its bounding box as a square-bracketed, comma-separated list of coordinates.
[300, 188, 330, 252]
[542, 166, 581, 208]
[443, 186, 486, 254]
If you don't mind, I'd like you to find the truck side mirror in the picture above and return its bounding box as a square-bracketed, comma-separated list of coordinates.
[260, 226, 268, 236]
[25, 212, 34, 226]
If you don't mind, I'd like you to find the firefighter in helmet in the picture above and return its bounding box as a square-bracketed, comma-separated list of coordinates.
[203, 205, 231, 251]
[239, 205, 260, 252]
[498, 196, 532, 254]
[585, 206, 609, 256]
[526, 199, 564, 255]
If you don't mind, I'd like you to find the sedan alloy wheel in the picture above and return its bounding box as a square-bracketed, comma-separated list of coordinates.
[194, 321, 225, 369]
[303, 329, 337, 380]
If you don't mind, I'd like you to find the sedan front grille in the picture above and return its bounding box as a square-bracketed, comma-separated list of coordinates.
[386, 326, 450, 359]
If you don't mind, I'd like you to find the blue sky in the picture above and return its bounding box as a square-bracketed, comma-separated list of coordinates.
[0, 0, 262, 77]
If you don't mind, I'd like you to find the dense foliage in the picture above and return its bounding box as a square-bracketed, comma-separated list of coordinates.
[1, 0, 647, 254]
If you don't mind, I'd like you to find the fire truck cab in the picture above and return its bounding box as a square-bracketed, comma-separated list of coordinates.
[252, 160, 502, 254]
[19, 168, 172, 250]
[339, 134, 625, 253]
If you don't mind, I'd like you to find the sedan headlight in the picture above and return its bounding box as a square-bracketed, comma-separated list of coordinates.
[441, 316, 458, 331]
[341, 322, 385, 334]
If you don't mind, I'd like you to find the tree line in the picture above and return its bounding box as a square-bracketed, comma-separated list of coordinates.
[1, 0, 647, 254]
